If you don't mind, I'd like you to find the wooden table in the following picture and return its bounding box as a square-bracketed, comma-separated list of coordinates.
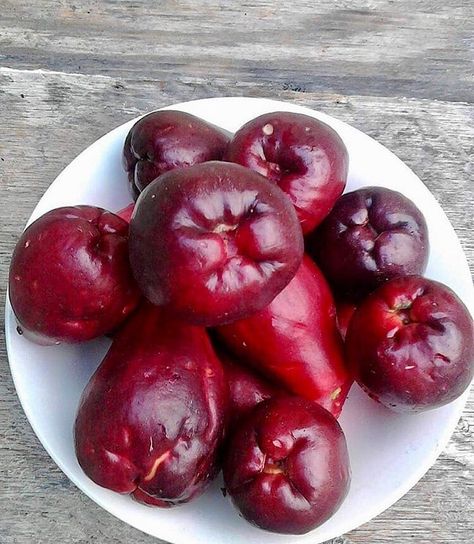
[1, 1, 472, 542]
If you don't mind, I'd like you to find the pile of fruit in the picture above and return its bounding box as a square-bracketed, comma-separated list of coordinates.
[9, 109, 474, 535]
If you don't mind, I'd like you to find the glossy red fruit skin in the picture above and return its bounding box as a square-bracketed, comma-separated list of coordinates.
[223, 396, 351, 535]
[218, 349, 281, 426]
[74, 303, 227, 507]
[129, 161, 304, 326]
[8, 206, 140, 345]
[116, 202, 135, 223]
[216, 255, 352, 417]
[336, 301, 357, 340]
[123, 110, 229, 197]
[346, 275, 474, 412]
[225, 111, 348, 234]
[308, 186, 429, 301]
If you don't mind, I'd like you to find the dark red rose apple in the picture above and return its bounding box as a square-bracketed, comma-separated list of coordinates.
[123, 110, 229, 197]
[9, 205, 140, 345]
[75, 303, 227, 507]
[336, 300, 357, 340]
[218, 350, 281, 425]
[225, 111, 348, 233]
[223, 396, 350, 534]
[216, 255, 352, 417]
[129, 161, 304, 326]
[346, 275, 474, 412]
[308, 186, 429, 300]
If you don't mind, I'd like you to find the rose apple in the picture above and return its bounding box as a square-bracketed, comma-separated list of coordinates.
[218, 350, 281, 425]
[123, 110, 229, 197]
[74, 303, 227, 506]
[216, 255, 352, 417]
[129, 161, 304, 326]
[9, 206, 140, 345]
[225, 111, 348, 233]
[223, 396, 350, 534]
[308, 186, 429, 300]
[346, 275, 474, 412]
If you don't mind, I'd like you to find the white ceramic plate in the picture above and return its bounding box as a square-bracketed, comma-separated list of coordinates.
[5, 97, 474, 544]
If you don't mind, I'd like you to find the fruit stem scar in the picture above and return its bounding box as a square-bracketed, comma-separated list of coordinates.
[213, 223, 237, 234]
[262, 123, 274, 136]
[144, 450, 171, 481]
[263, 463, 284, 475]
[392, 301, 412, 312]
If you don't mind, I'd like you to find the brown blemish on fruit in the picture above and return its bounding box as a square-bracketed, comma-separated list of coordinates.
[263, 463, 284, 475]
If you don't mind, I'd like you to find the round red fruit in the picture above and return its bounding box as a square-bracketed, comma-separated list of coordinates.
[123, 110, 229, 197]
[346, 275, 474, 412]
[308, 186, 429, 300]
[129, 161, 304, 326]
[223, 396, 350, 534]
[225, 111, 348, 233]
[9, 206, 140, 344]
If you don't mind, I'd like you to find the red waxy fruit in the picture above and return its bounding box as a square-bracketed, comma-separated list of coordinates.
[346, 275, 474, 412]
[74, 303, 227, 506]
[225, 111, 348, 234]
[9, 205, 140, 345]
[218, 350, 282, 426]
[308, 186, 429, 300]
[129, 161, 304, 326]
[123, 110, 229, 197]
[216, 255, 352, 417]
[223, 396, 351, 534]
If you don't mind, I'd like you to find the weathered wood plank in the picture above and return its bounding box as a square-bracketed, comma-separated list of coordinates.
[0, 0, 473, 102]
[0, 67, 473, 543]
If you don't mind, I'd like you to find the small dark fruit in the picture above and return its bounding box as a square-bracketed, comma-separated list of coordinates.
[308, 186, 429, 300]
[123, 110, 229, 197]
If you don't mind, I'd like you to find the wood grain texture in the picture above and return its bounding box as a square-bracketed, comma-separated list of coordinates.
[0, 1, 473, 543]
[0, 0, 474, 102]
